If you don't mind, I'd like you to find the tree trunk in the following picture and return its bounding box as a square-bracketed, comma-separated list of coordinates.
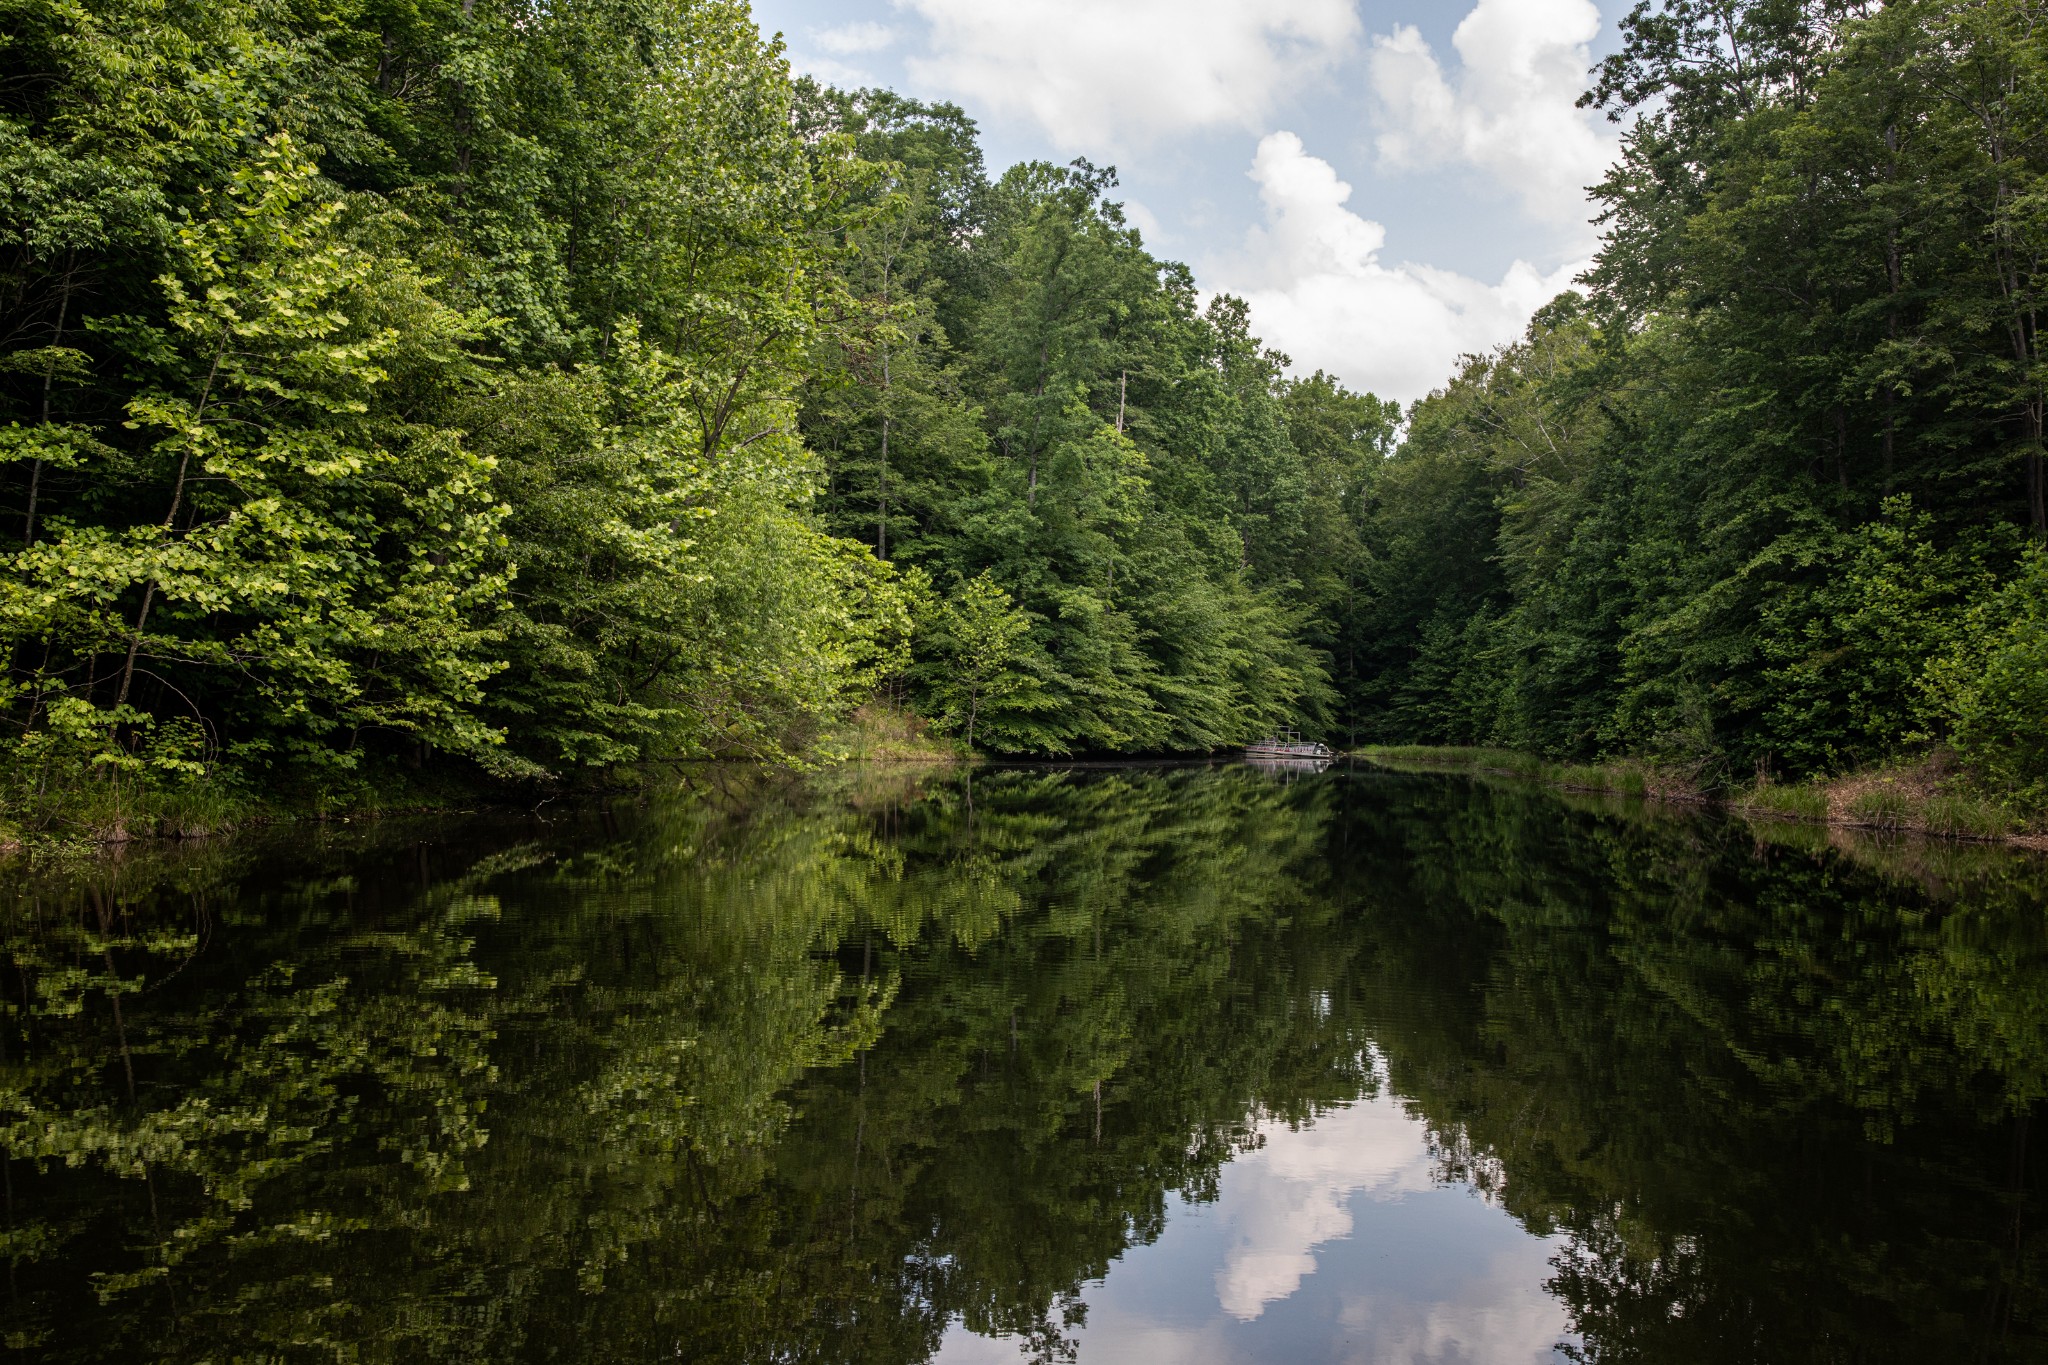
[878, 416, 890, 559]
[1833, 407, 1849, 492]
[116, 341, 223, 710]
[2029, 418, 2047, 536]
[1884, 203, 1901, 496]
[1027, 343, 1048, 511]
[878, 314, 891, 559]
[24, 259, 74, 548]
[1984, 119, 2045, 534]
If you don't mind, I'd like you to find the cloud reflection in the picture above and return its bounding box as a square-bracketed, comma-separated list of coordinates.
[1215, 1100, 1436, 1319]
[939, 1083, 1574, 1363]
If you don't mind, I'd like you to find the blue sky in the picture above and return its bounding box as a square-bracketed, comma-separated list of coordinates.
[749, 0, 1638, 403]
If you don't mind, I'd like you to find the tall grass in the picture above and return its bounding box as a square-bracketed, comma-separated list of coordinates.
[1919, 794, 2015, 839]
[1736, 784, 1830, 822]
[817, 702, 965, 764]
[1846, 788, 1913, 830]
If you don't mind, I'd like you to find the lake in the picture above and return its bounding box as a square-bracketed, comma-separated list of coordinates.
[4, 762, 2046, 1362]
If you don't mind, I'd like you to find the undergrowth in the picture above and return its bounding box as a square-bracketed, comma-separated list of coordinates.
[816, 702, 966, 764]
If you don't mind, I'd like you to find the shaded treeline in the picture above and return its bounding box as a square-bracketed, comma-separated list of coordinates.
[792, 87, 1397, 753]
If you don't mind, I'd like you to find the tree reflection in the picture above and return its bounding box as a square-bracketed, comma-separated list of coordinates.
[1334, 774, 2048, 1363]
[2, 766, 2047, 1362]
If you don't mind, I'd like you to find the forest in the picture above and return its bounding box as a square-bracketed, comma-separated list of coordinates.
[2, 0, 2046, 824]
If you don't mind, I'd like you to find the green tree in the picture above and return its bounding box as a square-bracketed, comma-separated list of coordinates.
[916, 573, 1042, 749]
[6, 135, 508, 794]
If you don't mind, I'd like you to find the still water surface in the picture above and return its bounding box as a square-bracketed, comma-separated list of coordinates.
[5, 763, 2048, 1362]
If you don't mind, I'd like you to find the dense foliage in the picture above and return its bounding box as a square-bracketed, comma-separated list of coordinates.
[0, 0, 945, 810]
[793, 88, 1399, 753]
[0, 0, 1396, 822]
[1349, 0, 2048, 799]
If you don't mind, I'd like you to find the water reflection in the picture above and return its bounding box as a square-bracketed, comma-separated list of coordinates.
[935, 1085, 1571, 1363]
[0, 765, 2045, 1362]
[1212, 1090, 1438, 1323]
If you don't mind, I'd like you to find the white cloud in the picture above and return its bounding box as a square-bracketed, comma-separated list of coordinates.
[813, 21, 899, 55]
[896, 0, 1363, 150]
[786, 52, 877, 89]
[1224, 132, 1585, 404]
[1368, 0, 1617, 229]
[1121, 198, 1165, 249]
[1331, 1267, 1571, 1365]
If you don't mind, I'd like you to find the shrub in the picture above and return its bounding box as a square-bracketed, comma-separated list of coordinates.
[1755, 498, 1996, 774]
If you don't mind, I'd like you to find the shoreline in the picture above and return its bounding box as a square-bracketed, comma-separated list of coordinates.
[0, 755, 971, 859]
[15, 744, 2038, 858]
[1352, 746, 2046, 850]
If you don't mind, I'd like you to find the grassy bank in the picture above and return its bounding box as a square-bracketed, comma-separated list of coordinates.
[1356, 746, 2040, 847]
[1733, 757, 2025, 843]
[0, 767, 502, 858]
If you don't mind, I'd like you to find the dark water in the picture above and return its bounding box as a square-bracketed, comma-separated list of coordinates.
[6, 763, 2048, 1363]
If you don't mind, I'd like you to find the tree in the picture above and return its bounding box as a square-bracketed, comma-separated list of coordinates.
[916, 573, 1042, 749]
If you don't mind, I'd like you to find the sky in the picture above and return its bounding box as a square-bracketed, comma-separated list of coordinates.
[749, 0, 1638, 405]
